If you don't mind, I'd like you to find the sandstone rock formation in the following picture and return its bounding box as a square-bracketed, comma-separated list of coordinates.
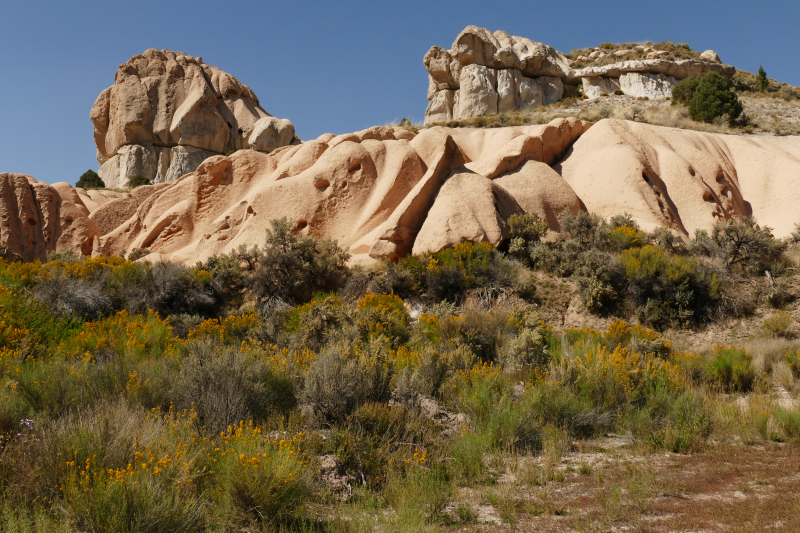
[91, 49, 299, 188]
[6, 118, 800, 266]
[556, 119, 800, 238]
[424, 27, 736, 123]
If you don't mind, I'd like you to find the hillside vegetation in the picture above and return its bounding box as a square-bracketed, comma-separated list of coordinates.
[0, 213, 800, 531]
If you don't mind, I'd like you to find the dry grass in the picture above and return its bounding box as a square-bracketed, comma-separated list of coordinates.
[417, 90, 800, 137]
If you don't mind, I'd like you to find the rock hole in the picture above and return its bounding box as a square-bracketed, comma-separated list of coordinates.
[702, 190, 715, 202]
[64, 216, 73, 225]
[348, 162, 362, 173]
[237, 128, 243, 134]
[27, 218, 36, 225]
[642, 172, 650, 184]
[716, 172, 726, 184]
[688, 167, 696, 177]
[315, 178, 330, 189]
[246, 205, 255, 216]
[295, 220, 308, 231]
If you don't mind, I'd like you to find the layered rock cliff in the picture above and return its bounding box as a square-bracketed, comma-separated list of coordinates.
[424, 26, 736, 124]
[91, 49, 299, 188]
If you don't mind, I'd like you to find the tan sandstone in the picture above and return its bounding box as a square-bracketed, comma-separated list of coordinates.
[91, 49, 297, 188]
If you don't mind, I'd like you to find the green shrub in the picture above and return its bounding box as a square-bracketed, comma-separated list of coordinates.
[251, 218, 350, 304]
[174, 339, 296, 435]
[688, 72, 743, 123]
[76, 169, 104, 190]
[763, 310, 792, 337]
[398, 242, 515, 303]
[126, 174, 150, 188]
[671, 76, 700, 105]
[34, 268, 111, 320]
[123, 262, 216, 317]
[333, 402, 442, 489]
[690, 217, 786, 275]
[621, 245, 719, 328]
[211, 423, 308, 524]
[632, 391, 712, 453]
[498, 322, 549, 372]
[299, 338, 393, 423]
[758, 65, 769, 92]
[608, 225, 647, 251]
[705, 345, 754, 392]
[508, 212, 548, 243]
[125, 248, 150, 261]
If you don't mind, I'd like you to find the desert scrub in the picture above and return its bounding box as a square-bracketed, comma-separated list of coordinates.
[763, 309, 792, 337]
[40, 402, 207, 532]
[621, 245, 720, 328]
[357, 293, 410, 345]
[250, 217, 350, 304]
[210, 422, 309, 524]
[330, 402, 445, 491]
[704, 344, 755, 392]
[608, 225, 647, 251]
[299, 337, 393, 423]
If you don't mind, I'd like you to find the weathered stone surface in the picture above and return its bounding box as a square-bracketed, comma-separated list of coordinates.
[0, 174, 61, 261]
[98, 145, 160, 189]
[582, 76, 621, 99]
[423, 46, 458, 89]
[497, 69, 521, 112]
[424, 90, 455, 124]
[248, 117, 296, 153]
[574, 58, 734, 80]
[423, 27, 736, 122]
[412, 172, 508, 254]
[89, 197, 138, 235]
[160, 146, 220, 184]
[519, 76, 543, 108]
[454, 64, 498, 119]
[541, 76, 564, 105]
[701, 50, 721, 63]
[619, 72, 678, 99]
[10, 117, 800, 267]
[91, 49, 297, 187]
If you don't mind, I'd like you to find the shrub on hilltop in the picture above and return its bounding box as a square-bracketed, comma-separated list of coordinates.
[688, 72, 743, 124]
[76, 169, 104, 189]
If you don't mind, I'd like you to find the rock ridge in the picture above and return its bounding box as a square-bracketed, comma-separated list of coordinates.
[424, 26, 735, 123]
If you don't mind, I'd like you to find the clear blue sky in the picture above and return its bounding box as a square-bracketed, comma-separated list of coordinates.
[1, 0, 798, 184]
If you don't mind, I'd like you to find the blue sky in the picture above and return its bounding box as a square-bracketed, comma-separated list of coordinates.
[1, 0, 798, 184]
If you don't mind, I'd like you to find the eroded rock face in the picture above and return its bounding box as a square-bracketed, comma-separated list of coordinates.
[0, 174, 61, 261]
[424, 27, 737, 119]
[91, 49, 298, 188]
[556, 119, 800, 238]
[6, 118, 800, 265]
[619, 72, 678, 99]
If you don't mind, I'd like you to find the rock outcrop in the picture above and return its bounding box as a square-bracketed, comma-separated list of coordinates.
[91, 49, 299, 188]
[6, 117, 800, 265]
[556, 119, 800, 238]
[424, 27, 736, 123]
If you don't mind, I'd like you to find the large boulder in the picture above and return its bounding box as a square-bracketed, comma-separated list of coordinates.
[248, 117, 297, 153]
[91, 49, 297, 187]
[454, 64, 498, 120]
